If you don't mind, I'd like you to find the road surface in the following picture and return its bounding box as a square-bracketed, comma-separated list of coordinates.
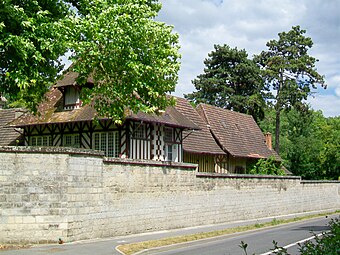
[143, 216, 334, 255]
[0, 214, 337, 255]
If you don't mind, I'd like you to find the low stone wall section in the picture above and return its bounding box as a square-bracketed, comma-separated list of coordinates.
[0, 146, 339, 244]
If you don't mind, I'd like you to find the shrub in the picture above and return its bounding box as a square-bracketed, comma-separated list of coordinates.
[248, 156, 285, 176]
[299, 217, 340, 255]
[240, 216, 340, 255]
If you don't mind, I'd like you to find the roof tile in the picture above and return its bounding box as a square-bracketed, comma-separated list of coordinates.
[196, 104, 281, 160]
[9, 89, 198, 130]
[174, 97, 225, 155]
[0, 109, 23, 145]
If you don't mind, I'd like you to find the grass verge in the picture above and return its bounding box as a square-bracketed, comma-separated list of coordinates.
[117, 211, 340, 255]
[0, 244, 32, 251]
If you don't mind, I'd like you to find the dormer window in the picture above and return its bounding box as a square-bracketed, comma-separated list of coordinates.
[64, 86, 81, 110]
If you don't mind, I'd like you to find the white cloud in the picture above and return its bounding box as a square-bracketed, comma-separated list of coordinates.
[309, 94, 340, 117]
[158, 0, 340, 116]
[327, 75, 340, 96]
[335, 88, 340, 97]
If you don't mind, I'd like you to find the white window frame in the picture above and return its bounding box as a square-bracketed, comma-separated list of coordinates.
[93, 131, 119, 157]
[163, 127, 179, 162]
[133, 123, 146, 139]
[164, 127, 174, 143]
[63, 134, 80, 148]
[164, 143, 178, 162]
[30, 136, 51, 146]
[64, 86, 81, 110]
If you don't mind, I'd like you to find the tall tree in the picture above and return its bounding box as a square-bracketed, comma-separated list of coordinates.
[255, 26, 326, 154]
[259, 107, 339, 180]
[316, 115, 340, 180]
[1, 0, 180, 122]
[185, 44, 266, 122]
[0, 0, 72, 109]
[70, 0, 180, 122]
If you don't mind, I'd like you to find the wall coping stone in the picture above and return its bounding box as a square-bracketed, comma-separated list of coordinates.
[301, 180, 340, 184]
[196, 172, 302, 180]
[0, 146, 198, 170]
[103, 157, 198, 170]
[0, 146, 104, 157]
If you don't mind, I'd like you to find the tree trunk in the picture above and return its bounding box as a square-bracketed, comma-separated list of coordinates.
[275, 71, 284, 155]
[275, 108, 280, 154]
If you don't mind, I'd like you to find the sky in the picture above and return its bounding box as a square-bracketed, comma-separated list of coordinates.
[157, 0, 340, 117]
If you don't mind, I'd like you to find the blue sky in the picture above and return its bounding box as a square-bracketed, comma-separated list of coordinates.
[157, 0, 340, 117]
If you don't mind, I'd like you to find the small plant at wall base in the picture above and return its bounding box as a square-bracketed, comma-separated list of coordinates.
[247, 157, 285, 175]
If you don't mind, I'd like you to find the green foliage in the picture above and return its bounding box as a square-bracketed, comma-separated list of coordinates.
[259, 107, 339, 180]
[187, 26, 327, 159]
[239, 241, 250, 255]
[317, 117, 340, 180]
[1, 0, 180, 121]
[247, 156, 285, 176]
[0, 0, 73, 109]
[271, 241, 289, 255]
[299, 217, 340, 255]
[70, 0, 180, 122]
[255, 26, 326, 153]
[185, 44, 266, 122]
[240, 217, 340, 255]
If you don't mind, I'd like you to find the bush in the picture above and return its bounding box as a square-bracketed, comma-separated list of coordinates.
[240, 216, 340, 255]
[299, 217, 340, 255]
[248, 156, 285, 176]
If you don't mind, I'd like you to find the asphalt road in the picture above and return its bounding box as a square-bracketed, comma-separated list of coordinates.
[0, 214, 337, 255]
[143, 216, 335, 255]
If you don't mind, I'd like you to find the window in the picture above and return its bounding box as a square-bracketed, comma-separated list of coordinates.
[63, 134, 80, 148]
[166, 144, 173, 161]
[133, 124, 146, 139]
[164, 127, 174, 143]
[64, 86, 81, 110]
[164, 127, 178, 161]
[42, 136, 49, 146]
[30, 136, 51, 146]
[165, 143, 178, 162]
[93, 131, 119, 157]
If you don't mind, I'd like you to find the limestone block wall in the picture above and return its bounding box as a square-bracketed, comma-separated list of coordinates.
[0, 147, 71, 243]
[98, 166, 340, 238]
[0, 146, 340, 244]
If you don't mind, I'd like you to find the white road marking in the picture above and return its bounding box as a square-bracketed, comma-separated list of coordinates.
[259, 233, 324, 255]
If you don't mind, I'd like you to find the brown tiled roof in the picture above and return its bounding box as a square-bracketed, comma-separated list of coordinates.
[174, 97, 225, 155]
[128, 106, 199, 130]
[196, 104, 281, 160]
[54, 71, 94, 87]
[9, 88, 198, 130]
[0, 108, 24, 145]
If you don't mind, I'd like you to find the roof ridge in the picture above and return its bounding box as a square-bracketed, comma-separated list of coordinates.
[196, 103, 210, 126]
[199, 103, 255, 119]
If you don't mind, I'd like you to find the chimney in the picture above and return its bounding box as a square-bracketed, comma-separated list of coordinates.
[265, 132, 272, 150]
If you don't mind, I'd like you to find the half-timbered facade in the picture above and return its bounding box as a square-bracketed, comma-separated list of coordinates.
[6, 71, 280, 170]
[9, 72, 198, 162]
[21, 118, 187, 162]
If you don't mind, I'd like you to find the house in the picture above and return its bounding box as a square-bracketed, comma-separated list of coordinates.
[177, 101, 281, 173]
[8, 72, 199, 162]
[6, 72, 279, 170]
[174, 97, 227, 173]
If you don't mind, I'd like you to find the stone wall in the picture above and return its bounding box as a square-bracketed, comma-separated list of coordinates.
[1, 147, 339, 244]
